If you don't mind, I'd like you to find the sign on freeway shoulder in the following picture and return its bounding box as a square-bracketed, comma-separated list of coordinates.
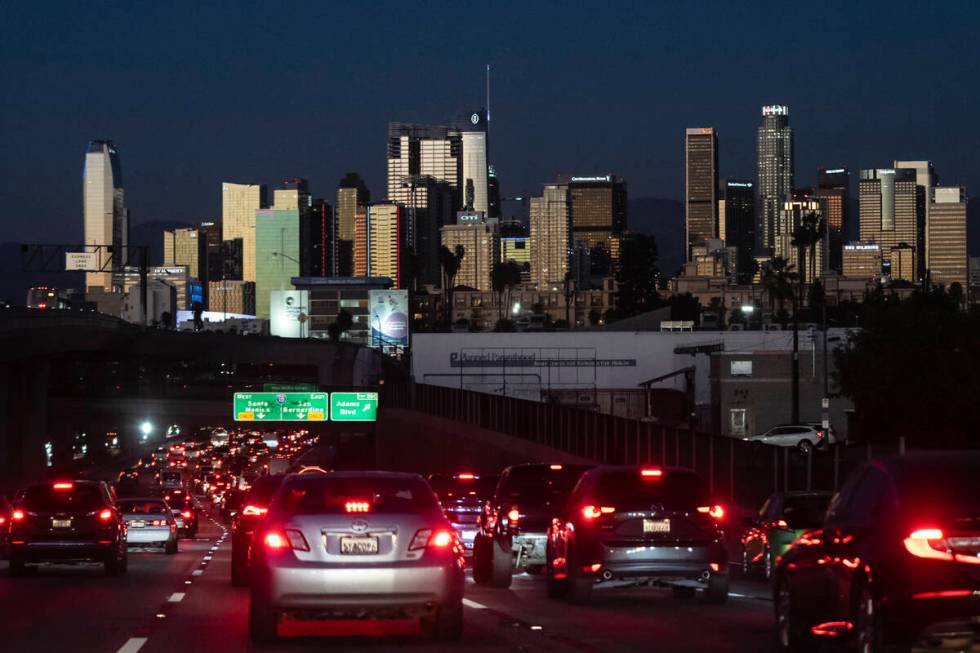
[234, 392, 328, 421]
[330, 392, 379, 422]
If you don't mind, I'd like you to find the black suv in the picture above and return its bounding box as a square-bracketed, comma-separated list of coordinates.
[230, 474, 285, 586]
[472, 463, 593, 588]
[547, 466, 728, 604]
[8, 480, 128, 576]
[774, 452, 980, 652]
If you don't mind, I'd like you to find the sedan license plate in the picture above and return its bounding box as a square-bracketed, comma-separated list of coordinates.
[643, 518, 670, 534]
[340, 536, 379, 555]
[130, 520, 146, 528]
[52, 518, 72, 529]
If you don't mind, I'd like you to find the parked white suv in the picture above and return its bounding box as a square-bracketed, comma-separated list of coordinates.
[742, 424, 836, 453]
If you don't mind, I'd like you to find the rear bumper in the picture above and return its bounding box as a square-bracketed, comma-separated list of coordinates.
[879, 592, 980, 648]
[254, 561, 464, 614]
[10, 540, 115, 561]
[127, 528, 173, 545]
[586, 542, 727, 583]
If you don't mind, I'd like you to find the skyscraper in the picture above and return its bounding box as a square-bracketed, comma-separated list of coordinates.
[254, 209, 300, 319]
[894, 160, 936, 278]
[337, 173, 370, 276]
[813, 167, 849, 272]
[273, 178, 310, 211]
[163, 228, 200, 277]
[365, 203, 404, 287]
[685, 128, 718, 260]
[198, 221, 222, 309]
[564, 175, 627, 273]
[387, 122, 461, 209]
[440, 218, 498, 291]
[859, 168, 920, 282]
[353, 207, 368, 278]
[722, 180, 755, 283]
[756, 106, 793, 255]
[83, 140, 128, 291]
[460, 110, 489, 213]
[487, 165, 501, 219]
[927, 186, 967, 289]
[529, 184, 571, 288]
[222, 182, 267, 283]
[777, 199, 825, 283]
[300, 199, 335, 277]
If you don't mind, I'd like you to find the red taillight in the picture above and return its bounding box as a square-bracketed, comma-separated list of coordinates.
[810, 621, 853, 637]
[345, 501, 370, 513]
[507, 508, 521, 522]
[264, 532, 288, 549]
[182, 511, 192, 519]
[53, 482, 74, 490]
[697, 504, 725, 520]
[430, 530, 453, 547]
[641, 468, 663, 479]
[98, 509, 113, 521]
[911, 589, 975, 600]
[582, 505, 615, 520]
[409, 528, 456, 551]
[456, 473, 475, 480]
[904, 528, 952, 561]
[12, 509, 25, 522]
[549, 464, 563, 470]
[774, 519, 789, 529]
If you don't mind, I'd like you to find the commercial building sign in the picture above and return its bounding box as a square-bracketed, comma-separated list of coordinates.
[270, 290, 309, 338]
[368, 289, 409, 348]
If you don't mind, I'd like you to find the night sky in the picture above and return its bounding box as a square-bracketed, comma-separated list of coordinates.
[2, 0, 979, 246]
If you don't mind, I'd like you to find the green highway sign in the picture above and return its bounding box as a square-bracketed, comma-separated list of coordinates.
[330, 392, 379, 422]
[263, 383, 316, 392]
[234, 392, 328, 422]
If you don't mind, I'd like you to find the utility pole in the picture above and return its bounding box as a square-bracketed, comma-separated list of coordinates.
[791, 288, 800, 424]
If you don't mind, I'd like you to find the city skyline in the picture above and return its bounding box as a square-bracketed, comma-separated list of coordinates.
[3, 1, 979, 252]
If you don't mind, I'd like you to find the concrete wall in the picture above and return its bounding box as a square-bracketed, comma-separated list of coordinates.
[375, 408, 593, 477]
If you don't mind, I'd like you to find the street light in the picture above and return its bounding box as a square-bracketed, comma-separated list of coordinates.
[140, 421, 153, 442]
[512, 302, 521, 315]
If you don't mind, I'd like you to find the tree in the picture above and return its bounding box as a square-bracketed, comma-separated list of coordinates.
[614, 234, 660, 317]
[439, 244, 465, 329]
[562, 271, 576, 326]
[334, 309, 353, 342]
[760, 257, 795, 322]
[588, 308, 602, 326]
[706, 297, 726, 329]
[668, 293, 701, 322]
[492, 261, 523, 321]
[807, 279, 826, 316]
[791, 210, 825, 303]
[159, 311, 173, 330]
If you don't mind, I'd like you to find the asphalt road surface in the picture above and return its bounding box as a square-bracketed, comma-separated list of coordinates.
[0, 504, 775, 653]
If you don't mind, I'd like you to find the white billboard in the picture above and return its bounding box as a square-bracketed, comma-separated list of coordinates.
[270, 290, 309, 338]
[65, 252, 99, 271]
[368, 289, 409, 348]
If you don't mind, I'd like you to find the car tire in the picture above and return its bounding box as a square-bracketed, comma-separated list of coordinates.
[546, 567, 567, 599]
[471, 534, 490, 585]
[566, 574, 593, 604]
[741, 548, 757, 580]
[763, 550, 774, 581]
[165, 537, 178, 555]
[672, 586, 696, 599]
[490, 539, 513, 589]
[854, 585, 879, 653]
[797, 440, 814, 455]
[700, 572, 729, 604]
[774, 576, 810, 652]
[421, 601, 463, 641]
[249, 597, 278, 643]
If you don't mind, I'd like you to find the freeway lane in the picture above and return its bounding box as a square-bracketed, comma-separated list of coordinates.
[133, 526, 773, 653]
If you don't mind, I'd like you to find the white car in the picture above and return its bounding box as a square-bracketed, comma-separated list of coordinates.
[742, 424, 836, 453]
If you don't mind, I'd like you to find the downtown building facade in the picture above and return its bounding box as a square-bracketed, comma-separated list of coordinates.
[254, 209, 300, 319]
[859, 168, 921, 282]
[927, 186, 968, 289]
[720, 179, 755, 283]
[530, 184, 571, 288]
[440, 215, 499, 291]
[460, 110, 489, 213]
[564, 175, 627, 273]
[337, 173, 370, 276]
[685, 128, 718, 261]
[813, 167, 849, 272]
[776, 199, 826, 284]
[222, 182, 267, 283]
[83, 140, 129, 291]
[756, 106, 794, 256]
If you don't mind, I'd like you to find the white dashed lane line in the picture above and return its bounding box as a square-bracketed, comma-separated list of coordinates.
[462, 598, 487, 610]
[192, 569, 203, 576]
[168, 592, 185, 603]
[116, 637, 148, 653]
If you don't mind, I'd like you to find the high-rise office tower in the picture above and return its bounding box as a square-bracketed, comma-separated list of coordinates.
[777, 199, 825, 283]
[254, 209, 300, 319]
[365, 203, 404, 287]
[756, 106, 794, 255]
[222, 182, 267, 282]
[529, 184, 571, 288]
[859, 168, 920, 282]
[198, 221, 222, 309]
[440, 218, 498, 291]
[337, 173, 370, 276]
[894, 160, 936, 279]
[415, 179, 455, 287]
[208, 280, 256, 316]
[460, 110, 489, 213]
[221, 239, 244, 281]
[722, 180, 756, 283]
[387, 122, 462, 209]
[813, 167, 849, 272]
[300, 199, 335, 277]
[563, 175, 627, 274]
[927, 186, 967, 289]
[685, 128, 718, 260]
[488, 165, 501, 219]
[83, 140, 128, 291]
[353, 206, 369, 277]
[163, 228, 200, 278]
[274, 178, 310, 211]
[842, 242, 883, 279]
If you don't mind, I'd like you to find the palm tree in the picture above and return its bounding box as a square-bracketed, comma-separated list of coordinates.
[761, 257, 795, 321]
[562, 271, 576, 327]
[790, 210, 825, 306]
[439, 244, 465, 329]
[492, 261, 522, 321]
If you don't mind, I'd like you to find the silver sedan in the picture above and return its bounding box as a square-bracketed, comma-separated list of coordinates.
[248, 471, 466, 643]
[117, 498, 178, 554]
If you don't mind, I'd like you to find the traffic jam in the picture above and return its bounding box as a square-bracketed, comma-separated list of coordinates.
[1, 428, 978, 653]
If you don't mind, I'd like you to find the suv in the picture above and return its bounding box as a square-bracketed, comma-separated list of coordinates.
[8, 480, 128, 576]
[248, 471, 465, 643]
[230, 474, 285, 586]
[743, 424, 836, 454]
[472, 463, 593, 588]
[546, 466, 728, 604]
[427, 473, 498, 558]
[739, 490, 833, 580]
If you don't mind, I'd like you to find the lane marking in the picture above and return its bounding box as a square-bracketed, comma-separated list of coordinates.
[116, 637, 147, 653]
[192, 569, 203, 576]
[168, 592, 185, 602]
[462, 598, 487, 609]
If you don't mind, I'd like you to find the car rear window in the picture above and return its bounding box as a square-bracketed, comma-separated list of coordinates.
[499, 466, 591, 508]
[781, 494, 833, 529]
[23, 484, 104, 511]
[246, 476, 284, 506]
[275, 476, 439, 515]
[592, 470, 709, 508]
[119, 501, 168, 514]
[428, 475, 497, 500]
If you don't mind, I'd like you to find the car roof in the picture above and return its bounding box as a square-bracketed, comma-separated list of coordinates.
[873, 451, 980, 479]
[777, 490, 835, 498]
[286, 470, 423, 481]
[118, 497, 168, 503]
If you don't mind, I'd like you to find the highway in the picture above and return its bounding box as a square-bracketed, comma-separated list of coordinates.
[0, 506, 774, 653]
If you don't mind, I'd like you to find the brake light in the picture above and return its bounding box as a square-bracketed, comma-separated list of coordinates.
[431, 530, 453, 547]
[98, 509, 113, 521]
[182, 511, 192, 519]
[697, 505, 725, 520]
[53, 482, 74, 490]
[904, 528, 951, 561]
[549, 464, 563, 470]
[774, 519, 789, 529]
[582, 505, 615, 520]
[345, 501, 370, 513]
[911, 589, 975, 600]
[264, 532, 288, 549]
[12, 510, 25, 522]
[507, 508, 521, 522]
[641, 468, 663, 478]
[409, 528, 456, 550]
[456, 473, 475, 480]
